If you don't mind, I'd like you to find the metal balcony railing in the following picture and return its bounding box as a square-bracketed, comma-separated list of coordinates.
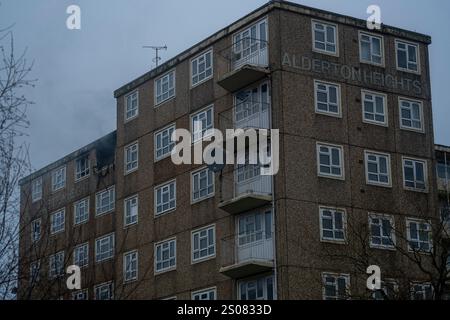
[220, 38, 269, 72]
[219, 101, 271, 133]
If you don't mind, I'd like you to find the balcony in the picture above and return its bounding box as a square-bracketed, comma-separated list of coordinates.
[218, 38, 270, 92]
[220, 232, 274, 279]
[437, 164, 450, 193]
[219, 165, 272, 215]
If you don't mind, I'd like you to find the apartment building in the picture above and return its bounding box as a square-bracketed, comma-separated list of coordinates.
[19, 1, 441, 300]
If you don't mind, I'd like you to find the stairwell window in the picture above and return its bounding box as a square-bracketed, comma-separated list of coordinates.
[320, 207, 346, 243]
[50, 209, 65, 235]
[359, 32, 384, 66]
[74, 197, 89, 225]
[125, 90, 138, 121]
[322, 273, 350, 300]
[399, 98, 423, 132]
[314, 81, 341, 117]
[191, 167, 214, 203]
[124, 142, 139, 174]
[123, 250, 138, 283]
[155, 70, 175, 105]
[191, 105, 214, 143]
[73, 242, 89, 268]
[31, 219, 41, 243]
[406, 219, 432, 253]
[312, 20, 338, 56]
[396, 40, 420, 73]
[403, 157, 428, 191]
[52, 166, 66, 192]
[124, 195, 138, 227]
[75, 156, 90, 181]
[191, 50, 213, 87]
[191, 225, 216, 263]
[95, 233, 115, 262]
[31, 177, 42, 202]
[154, 124, 175, 161]
[369, 214, 396, 249]
[362, 90, 387, 126]
[365, 151, 391, 187]
[49, 251, 65, 279]
[317, 143, 344, 179]
[155, 180, 176, 216]
[95, 186, 115, 216]
[155, 238, 176, 274]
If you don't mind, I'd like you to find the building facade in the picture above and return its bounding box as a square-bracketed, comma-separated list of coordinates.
[19, 1, 443, 300]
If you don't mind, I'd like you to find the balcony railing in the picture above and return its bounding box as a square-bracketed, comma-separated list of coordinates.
[219, 165, 273, 214]
[217, 38, 270, 92]
[220, 232, 274, 279]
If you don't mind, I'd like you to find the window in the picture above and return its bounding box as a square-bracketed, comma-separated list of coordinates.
[30, 261, 40, 284]
[52, 166, 66, 191]
[239, 275, 274, 300]
[238, 210, 272, 246]
[49, 251, 65, 278]
[373, 280, 398, 300]
[369, 214, 395, 249]
[320, 207, 346, 242]
[232, 18, 268, 69]
[95, 186, 115, 216]
[359, 32, 384, 65]
[314, 81, 341, 116]
[50, 209, 65, 235]
[74, 197, 89, 225]
[95, 233, 115, 262]
[154, 124, 175, 161]
[155, 238, 176, 273]
[94, 282, 113, 300]
[73, 243, 89, 268]
[411, 283, 433, 300]
[191, 50, 213, 87]
[72, 289, 88, 300]
[396, 40, 419, 73]
[312, 20, 338, 55]
[191, 168, 214, 203]
[399, 98, 423, 132]
[31, 177, 42, 202]
[407, 219, 432, 252]
[192, 287, 217, 300]
[234, 82, 270, 128]
[124, 142, 139, 174]
[31, 219, 41, 243]
[365, 151, 391, 187]
[123, 250, 138, 282]
[192, 225, 215, 263]
[403, 158, 427, 191]
[322, 273, 350, 300]
[191, 105, 214, 143]
[125, 91, 138, 120]
[362, 90, 387, 126]
[75, 156, 90, 181]
[155, 70, 175, 105]
[155, 180, 176, 216]
[124, 195, 138, 226]
[317, 143, 344, 179]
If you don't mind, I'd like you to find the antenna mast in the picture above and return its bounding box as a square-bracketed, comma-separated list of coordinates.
[142, 45, 168, 68]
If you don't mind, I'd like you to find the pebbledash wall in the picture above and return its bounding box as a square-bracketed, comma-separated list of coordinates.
[18, 1, 441, 300]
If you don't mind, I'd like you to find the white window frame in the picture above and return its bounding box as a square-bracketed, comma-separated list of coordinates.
[154, 123, 176, 161]
[314, 80, 341, 117]
[124, 194, 138, 227]
[75, 156, 90, 182]
[316, 142, 345, 180]
[364, 151, 392, 187]
[31, 218, 41, 243]
[190, 49, 213, 88]
[31, 177, 42, 202]
[72, 289, 88, 300]
[322, 273, 350, 300]
[191, 167, 215, 203]
[238, 274, 275, 300]
[395, 39, 420, 74]
[154, 179, 176, 216]
[154, 238, 177, 274]
[49, 251, 65, 279]
[94, 281, 114, 300]
[191, 287, 217, 300]
[191, 225, 216, 264]
[410, 282, 433, 300]
[368, 213, 396, 250]
[50, 208, 65, 235]
[95, 186, 115, 216]
[95, 233, 115, 263]
[154, 69, 175, 106]
[406, 218, 432, 253]
[73, 242, 89, 268]
[402, 157, 428, 192]
[125, 90, 139, 121]
[123, 250, 138, 283]
[359, 31, 384, 66]
[361, 90, 388, 126]
[312, 19, 339, 56]
[51, 166, 66, 192]
[399, 97, 424, 133]
[124, 141, 139, 174]
[191, 105, 214, 143]
[74, 197, 89, 226]
[319, 206, 347, 243]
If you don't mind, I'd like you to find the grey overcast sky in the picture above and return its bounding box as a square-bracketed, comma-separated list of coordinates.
[0, 0, 449, 170]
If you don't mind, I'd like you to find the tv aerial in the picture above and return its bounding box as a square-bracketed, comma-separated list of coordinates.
[142, 45, 167, 68]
